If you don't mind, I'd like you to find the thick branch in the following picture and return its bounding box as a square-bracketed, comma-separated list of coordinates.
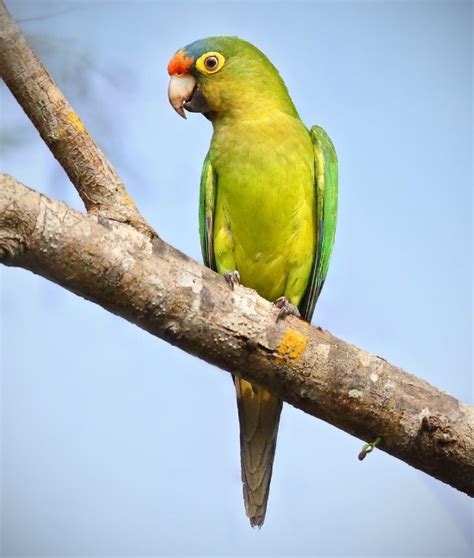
[1, 0, 472, 502]
[1, 173, 473, 497]
[0, 0, 152, 235]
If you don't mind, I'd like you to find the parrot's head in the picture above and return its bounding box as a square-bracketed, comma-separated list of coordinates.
[167, 36, 298, 121]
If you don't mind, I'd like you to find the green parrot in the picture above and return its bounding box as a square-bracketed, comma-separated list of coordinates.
[167, 36, 338, 527]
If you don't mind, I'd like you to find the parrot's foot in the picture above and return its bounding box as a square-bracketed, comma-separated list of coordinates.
[358, 436, 383, 461]
[274, 296, 301, 321]
[223, 270, 240, 290]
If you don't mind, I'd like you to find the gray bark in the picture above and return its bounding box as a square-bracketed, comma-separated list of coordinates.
[1, 175, 473, 497]
[0, 0, 152, 236]
[1, 0, 472, 499]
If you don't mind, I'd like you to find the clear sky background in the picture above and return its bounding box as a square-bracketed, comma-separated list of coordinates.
[1, 0, 472, 556]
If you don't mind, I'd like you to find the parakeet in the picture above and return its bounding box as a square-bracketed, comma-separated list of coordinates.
[167, 36, 338, 527]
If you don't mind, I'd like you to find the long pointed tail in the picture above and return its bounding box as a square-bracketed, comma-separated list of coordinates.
[235, 377, 283, 528]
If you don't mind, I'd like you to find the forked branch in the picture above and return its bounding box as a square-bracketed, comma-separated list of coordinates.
[1, 0, 472, 498]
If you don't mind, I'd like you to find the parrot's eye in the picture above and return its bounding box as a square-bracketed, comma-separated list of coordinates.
[204, 56, 218, 70]
[196, 51, 226, 75]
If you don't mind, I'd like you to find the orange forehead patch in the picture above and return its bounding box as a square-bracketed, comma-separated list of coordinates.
[167, 50, 194, 75]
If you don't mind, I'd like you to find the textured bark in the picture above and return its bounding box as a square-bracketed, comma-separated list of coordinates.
[1, 174, 473, 497]
[0, 0, 152, 236]
[1, 0, 472, 500]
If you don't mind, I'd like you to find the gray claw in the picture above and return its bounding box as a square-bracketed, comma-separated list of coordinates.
[274, 296, 301, 321]
[224, 270, 240, 290]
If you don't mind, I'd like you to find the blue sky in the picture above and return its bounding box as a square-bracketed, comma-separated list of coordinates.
[1, 0, 472, 556]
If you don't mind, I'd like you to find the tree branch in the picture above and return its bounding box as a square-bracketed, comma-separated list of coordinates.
[1, 0, 472, 499]
[1, 173, 473, 497]
[0, 0, 153, 236]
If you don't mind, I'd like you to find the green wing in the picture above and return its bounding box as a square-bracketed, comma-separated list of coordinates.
[199, 152, 217, 270]
[299, 125, 338, 321]
[199, 128, 337, 321]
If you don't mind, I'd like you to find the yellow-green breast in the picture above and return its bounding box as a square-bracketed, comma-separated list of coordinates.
[210, 111, 315, 305]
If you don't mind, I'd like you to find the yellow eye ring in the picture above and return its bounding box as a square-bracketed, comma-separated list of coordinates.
[196, 51, 226, 75]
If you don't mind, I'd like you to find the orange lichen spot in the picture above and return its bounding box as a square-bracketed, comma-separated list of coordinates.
[122, 193, 135, 208]
[167, 50, 194, 75]
[86, 245, 94, 256]
[67, 111, 85, 133]
[277, 328, 308, 361]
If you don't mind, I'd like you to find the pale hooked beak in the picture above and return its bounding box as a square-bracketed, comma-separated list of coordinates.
[168, 74, 210, 119]
[168, 74, 196, 119]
